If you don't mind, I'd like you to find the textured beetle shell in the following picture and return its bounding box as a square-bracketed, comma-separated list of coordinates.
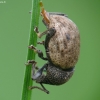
[47, 15, 80, 69]
[36, 64, 74, 85]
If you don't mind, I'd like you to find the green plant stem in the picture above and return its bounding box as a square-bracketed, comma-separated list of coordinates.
[21, 0, 40, 100]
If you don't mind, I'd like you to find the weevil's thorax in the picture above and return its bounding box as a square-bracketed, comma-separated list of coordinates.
[46, 64, 74, 85]
[36, 63, 74, 85]
[46, 15, 80, 69]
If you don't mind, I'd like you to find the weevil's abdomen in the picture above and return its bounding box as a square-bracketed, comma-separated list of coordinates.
[47, 15, 80, 69]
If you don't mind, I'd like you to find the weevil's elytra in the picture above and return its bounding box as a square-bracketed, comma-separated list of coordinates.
[26, 2, 80, 94]
[45, 15, 80, 69]
[66, 33, 70, 41]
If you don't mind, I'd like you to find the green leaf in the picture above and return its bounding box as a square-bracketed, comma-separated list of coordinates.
[21, 0, 40, 100]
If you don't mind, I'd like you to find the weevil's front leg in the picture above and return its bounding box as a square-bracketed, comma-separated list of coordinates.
[28, 45, 48, 60]
[29, 85, 49, 94]
[26, 60, 49, 94]
[34, 27, 49, 38]
[48, 12, 68, 17]
[26, 60, 47, 81]
[25, 60, 38, 69]
[32, 63, 48, 80]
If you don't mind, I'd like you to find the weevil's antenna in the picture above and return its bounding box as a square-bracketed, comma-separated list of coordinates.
[39, 1, 50, 24]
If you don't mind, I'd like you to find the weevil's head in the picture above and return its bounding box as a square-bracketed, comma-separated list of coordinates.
[40, 2, 50, 28]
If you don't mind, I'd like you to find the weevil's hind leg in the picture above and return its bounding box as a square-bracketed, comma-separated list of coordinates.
[48, 12, 68, 17]
[34, 27, 49, 38]
[28, 45, 48, 60]
[34, 26, 56, 39]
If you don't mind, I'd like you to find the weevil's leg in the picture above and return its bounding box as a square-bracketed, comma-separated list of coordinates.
[25, 60, 36, 66]
[48, 12, 68, 17]
[40, 83, 49, 94]
[26, 60, 48, 79]
[37, 41, 45, 45]
[26, 60, 49, 94]
[31, 63, 48, 80]
[34, 27, 48, 38]
[41, 83, 49, 94]
[34, 26, 56, 38]
[29, 85, 49, 94]
[25, 60, 38, 68]
[25, 60, 45, 71]
[28, 45, 48, 60]
[29, 62, 49, 94]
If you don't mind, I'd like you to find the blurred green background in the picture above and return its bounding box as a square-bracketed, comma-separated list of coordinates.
[0, 0, 100, 100]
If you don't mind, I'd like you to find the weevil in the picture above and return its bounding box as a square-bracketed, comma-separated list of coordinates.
[26, 2, 80, 94]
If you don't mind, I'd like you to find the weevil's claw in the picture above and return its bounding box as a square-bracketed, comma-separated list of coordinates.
[34, 27, 41, 38]
[28, 60, 36, 64]
[25, 60, 37, 66]
[34, 27, 39, 33]
[28, 45, 36, 50]
[25, 63, 29, 66]
[29, 86, 33, 90]
[28, 45, 38, 53]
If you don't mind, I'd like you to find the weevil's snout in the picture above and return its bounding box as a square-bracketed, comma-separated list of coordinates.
[40, 2, 50, 26]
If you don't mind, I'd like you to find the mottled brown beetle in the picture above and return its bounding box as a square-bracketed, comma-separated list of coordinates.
[26, 2, 80, 94]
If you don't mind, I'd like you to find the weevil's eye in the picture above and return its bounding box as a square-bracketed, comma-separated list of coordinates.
[40, 2, 50, 25]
